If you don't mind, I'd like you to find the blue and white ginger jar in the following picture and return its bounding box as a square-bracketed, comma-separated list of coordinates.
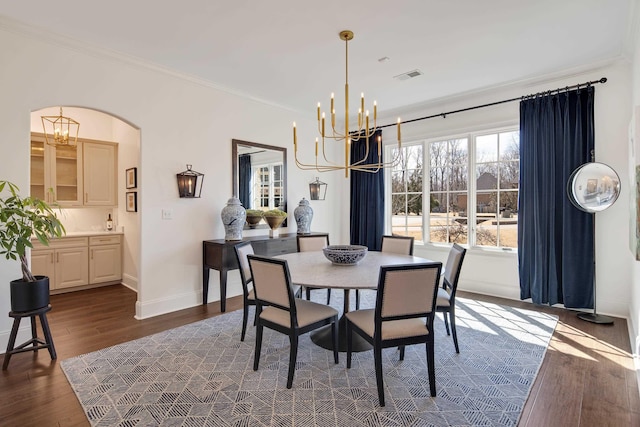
[294, 198, 313, 235]
[221, 197, 246, 241]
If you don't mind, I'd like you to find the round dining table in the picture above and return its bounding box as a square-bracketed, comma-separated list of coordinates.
[276, 250, 439, 351]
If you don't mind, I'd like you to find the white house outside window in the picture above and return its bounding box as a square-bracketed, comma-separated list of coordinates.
[388, 128, 520, 249]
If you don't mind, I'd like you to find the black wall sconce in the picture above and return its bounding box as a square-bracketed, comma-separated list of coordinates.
[309, 177, 327, 200]
[177, 164, 204, 198]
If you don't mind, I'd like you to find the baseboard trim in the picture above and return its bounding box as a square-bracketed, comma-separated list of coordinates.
[135, 290, 200, 320]
[121, 274, 138, 292]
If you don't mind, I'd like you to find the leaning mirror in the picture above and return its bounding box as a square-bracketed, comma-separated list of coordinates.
[232, 139, 287, 228]
[567, 162, 620, 213]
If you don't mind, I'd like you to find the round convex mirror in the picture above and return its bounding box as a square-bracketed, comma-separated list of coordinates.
[567, 162, 621, 213]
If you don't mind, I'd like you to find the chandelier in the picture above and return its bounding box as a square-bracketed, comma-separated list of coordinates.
[41, 107, 80, 148]
[293, 30, 402, 178]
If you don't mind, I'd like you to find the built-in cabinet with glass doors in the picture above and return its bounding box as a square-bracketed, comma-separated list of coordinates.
[30, 132, 117, 207]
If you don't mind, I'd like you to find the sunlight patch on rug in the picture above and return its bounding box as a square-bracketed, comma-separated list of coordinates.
[61, 295, 557, 426]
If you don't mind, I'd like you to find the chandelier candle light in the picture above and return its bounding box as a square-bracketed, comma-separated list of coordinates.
[293, 30, 402, 178]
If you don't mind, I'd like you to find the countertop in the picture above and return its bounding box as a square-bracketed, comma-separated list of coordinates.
[64, 231, 124, 237]
[31, 230, 124, 240]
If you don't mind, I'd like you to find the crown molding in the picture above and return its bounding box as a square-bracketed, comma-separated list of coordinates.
[379, 57, 626, 122]
[622, 0, 640, 60]
[0, 14, 301, 114]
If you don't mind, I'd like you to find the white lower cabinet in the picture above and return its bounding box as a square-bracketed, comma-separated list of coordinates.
[31, 234, 122, 292]
[55, 246, 90, 289]
[30, 249, 56, 284]
[89, 236, 122, 284]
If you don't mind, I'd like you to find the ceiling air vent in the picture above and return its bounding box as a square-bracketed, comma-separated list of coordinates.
[393, 69, 423, 81]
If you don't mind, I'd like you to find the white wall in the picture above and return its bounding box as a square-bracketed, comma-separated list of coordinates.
[629, 0, 640, 365]
[0, 20, 341, 351]
[378, 60, 632, 318]
[114, 120, 141, 291]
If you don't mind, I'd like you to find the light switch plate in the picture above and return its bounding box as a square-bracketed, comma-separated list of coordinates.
[161, 209, 173, 220]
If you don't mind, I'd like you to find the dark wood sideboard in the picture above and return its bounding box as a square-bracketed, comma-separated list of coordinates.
[202, 232, 328, 311]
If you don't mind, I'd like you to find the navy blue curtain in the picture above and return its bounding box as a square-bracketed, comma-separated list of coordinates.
[518, 86, 595, 308]
[238, 154, 251, 208]
[350, 130, 384, 250]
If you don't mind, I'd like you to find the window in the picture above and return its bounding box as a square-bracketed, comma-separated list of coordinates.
[391, 145, 424, 240]
[388, 128, 520, 249]
[252, 163, 284, 210]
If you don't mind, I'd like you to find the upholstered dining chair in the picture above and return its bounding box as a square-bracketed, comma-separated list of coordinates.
[234, 241, 258, 342]
[379, 235, 415, 314]
[345, 262, 442, 406]
[380, 234, 415, 255]
[297, 234, 333, 304]
[248, 255, 339, 388]
[235, 242, 303, 342]
[436, 243, 467, 353]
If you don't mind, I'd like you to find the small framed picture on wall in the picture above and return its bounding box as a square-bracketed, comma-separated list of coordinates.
[126, 167, 137, 189]
[126, 192, 137, 212]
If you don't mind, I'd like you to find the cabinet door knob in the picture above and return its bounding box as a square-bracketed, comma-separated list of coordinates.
[91, 249, 93, 260]
[50, 253, 54, 263]
[56, 252, 59, 263]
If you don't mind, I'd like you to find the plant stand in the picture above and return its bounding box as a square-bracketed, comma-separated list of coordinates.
[2, 305, 56, 370]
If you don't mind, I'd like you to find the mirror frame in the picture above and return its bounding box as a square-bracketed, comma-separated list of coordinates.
[232, 139, 287, 227]
[567, 162, 620, 213]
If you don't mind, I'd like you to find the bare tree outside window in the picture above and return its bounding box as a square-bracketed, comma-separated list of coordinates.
[391, 145, 424, 240]
[429, 139, 469, 244]
[387, 128, 519, 249]
[475, 131, 519, 247]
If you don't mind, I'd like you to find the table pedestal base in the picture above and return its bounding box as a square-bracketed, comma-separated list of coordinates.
[310, 316, 371, 352]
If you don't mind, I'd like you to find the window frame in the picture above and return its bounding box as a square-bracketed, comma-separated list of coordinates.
[251, 161, 284, 210]
[385, 124, 519, 251]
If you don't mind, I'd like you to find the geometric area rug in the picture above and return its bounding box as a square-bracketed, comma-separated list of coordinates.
[61, 293, 558, 427]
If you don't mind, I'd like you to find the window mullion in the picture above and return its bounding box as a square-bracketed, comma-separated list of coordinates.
[468, 135, 477, 248]
[423, 141, 429, 243]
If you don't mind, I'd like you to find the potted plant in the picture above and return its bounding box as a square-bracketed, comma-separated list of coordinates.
[263, 209, 287, 237]
[245, 209, 264, 228]
[0, 181, 65, 312]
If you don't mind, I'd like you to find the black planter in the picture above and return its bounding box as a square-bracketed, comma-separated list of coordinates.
[9, 276, 50, 312]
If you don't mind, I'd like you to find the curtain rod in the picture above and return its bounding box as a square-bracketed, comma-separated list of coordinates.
[378, 77, 607, 129]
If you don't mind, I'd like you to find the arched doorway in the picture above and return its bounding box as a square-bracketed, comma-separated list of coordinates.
[30, 106, 141, 303]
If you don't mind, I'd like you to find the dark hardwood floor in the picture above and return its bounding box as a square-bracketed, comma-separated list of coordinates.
[0, 285, 638, 426]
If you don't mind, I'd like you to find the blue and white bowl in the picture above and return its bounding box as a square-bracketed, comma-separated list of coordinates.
[322, 245, 368, 265]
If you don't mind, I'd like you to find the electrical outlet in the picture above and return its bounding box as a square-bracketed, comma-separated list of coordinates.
[161, 209, 173, 220]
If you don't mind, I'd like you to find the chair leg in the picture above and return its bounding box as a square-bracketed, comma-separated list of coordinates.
[426, 339, 436, 397]
[287, 334, 299, 389]
[355, 290, 361, 310]
[443, 311, 451, 335]
[399, 345, 405, 361]
[326, 289, 331, 305]
[253, 324, 263, 371]
[450, 308, 459, 353]
[331, 319, 339, 364]
[374, 345, 385, 407]
[346, 320, 353, 369]
[241, 301, 249, 341]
